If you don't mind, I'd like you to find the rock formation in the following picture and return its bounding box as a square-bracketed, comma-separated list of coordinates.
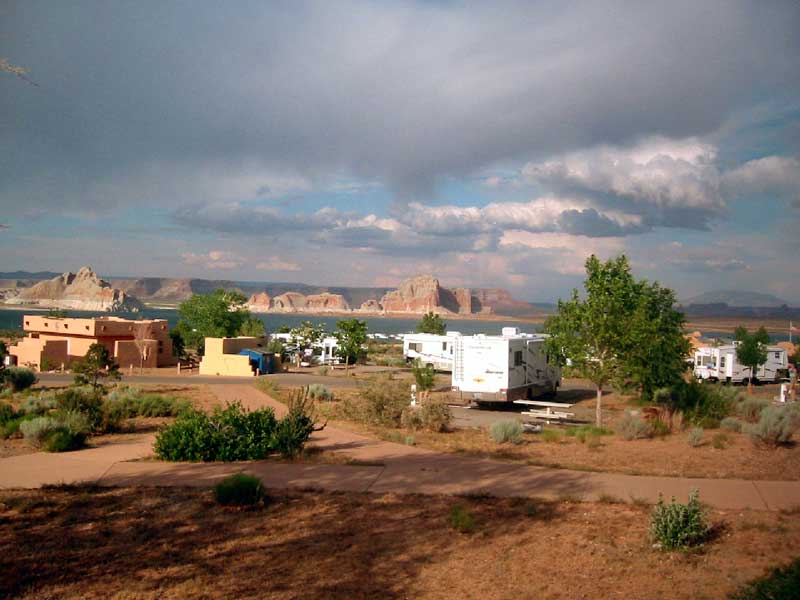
[358, 299, 382, 312]
[380, 275, 450, 313]
[6, 267, 143, 312]
[304, 293, 350, 311]
[246, 292, 272, 313]
[271, 292, 308, 311]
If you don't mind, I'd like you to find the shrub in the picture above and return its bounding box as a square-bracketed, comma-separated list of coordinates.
[20, 416, 61, 447]
[617, 414, 652, 440]
[317, 366, 330, 377]
[447, 504, 476, 533]
[43, 428, 87, 452]
[730, 557, 800, 600]
[650, 419, 671, 437]
[306, 383, 333, 401]
[400, 406, 423, 430]
[272, 409, 314, 458]
[720, 417, 743, 432]
[687, 427, 704, 447]
[358, 376, 409, 427]
[490, 420, 523, 444]
[104, 390, 189, 422]
[2, 367, 37, 392]
[0, 401, 15, 423]
[56, 388, 104, 431]
[154, 402, 278, 462]
[19, 412, 89, 452]
[650, 489, 709, 550]
[540, 428, 562, 443]
[662, 381, 738, 428]
[411, 359, 436, 392]
[419, 400, 451, 432]
[213, 474, 268, 507]
[712, 432, 728, 449]
[19, 392, 57, 415]
[746, 406, 800, 447]
[1, 414, 37, 439]
[737, 398, 769, 422]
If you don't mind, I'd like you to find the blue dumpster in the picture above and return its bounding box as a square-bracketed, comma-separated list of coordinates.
[238, 349, 275, 375]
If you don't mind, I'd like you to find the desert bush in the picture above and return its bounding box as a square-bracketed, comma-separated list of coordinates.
[20, 416, 60, 447]
[400, 405, 423, 430]
[271, 407, 314, 458]
[19, 392, 57, 415]
[720, 416, 743, 432]
[540, 428, 562, 443]
[19, 412, 89, 452]
[404, 435, 416, 446]
[650, 489, 709, 550]
[447, 504, 476, 534]
[659, 381, 738, 428]
[306, 383, 333, 401]
[317, 366, 330, 377]
[650, 419, 671, 437]
[104, 390, 189, 422]
[687, 427, 704, 447]
[358, 376, 409, 427]
[0, 401, 15, 424]
[56, 388, 105, 431]
[490, 420, 524, 444]
[213, 473, 268, 507]
[42, 427, 87, 452]
[746, 406, 800, 447]
[411, 359, 436, 392]
[1, 414, 37, 439]
[2, 367, 37, 392]
[737, 398, 769, 422]
[154, 402, 278, 462]
[730, 557, 800, 600]
[712, 432, 728, 449]
[419, 400, 451, 432]
[617, 413, 652, 440]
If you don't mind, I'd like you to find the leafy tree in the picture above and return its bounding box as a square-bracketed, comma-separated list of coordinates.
[624, 282, 691, 400]
[735, 326, 770, 392]
[545, 255, 670, 426]
[335, 318, 368, 367]
[790, 347, 799, 368]
[175, 289, 250, 355]
[169, 329, 186, 358]
[276, 325, 291, 334]
[72, 343, 121, 391]
[416, 311, 446, 335]
[46, 308, 68, 318]
[0, 340, 7, 358]
[239, 317, 266, 337]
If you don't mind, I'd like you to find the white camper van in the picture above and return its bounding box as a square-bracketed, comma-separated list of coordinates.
[451, 328, 561, 403]
[403, 332, 461, 371]
[693, 344, 787, 384]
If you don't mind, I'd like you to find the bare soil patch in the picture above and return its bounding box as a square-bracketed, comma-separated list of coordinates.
[1, 486, 798, 599]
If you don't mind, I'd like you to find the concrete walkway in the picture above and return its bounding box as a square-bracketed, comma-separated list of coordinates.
[2, 384, 799, 511]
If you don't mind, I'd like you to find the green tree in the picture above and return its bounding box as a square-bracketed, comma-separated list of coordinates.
[175, 289, 250, 355]
[624, 282, 691, 400]
[735, 326, 770, 392]
[239, 317, 266, 337]
[545, 255, 647, 426]
[335, 318, 368, 367]
[416, 311, 446, 335]
[289, 322, 325, 364]
[411, 358, 436, 392]
[72, 343, 121, 391]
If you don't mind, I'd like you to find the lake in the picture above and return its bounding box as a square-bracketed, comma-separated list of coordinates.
[0, 308, 540, 337]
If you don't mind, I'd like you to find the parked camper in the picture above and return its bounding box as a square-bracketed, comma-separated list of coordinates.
[693, 344, 787, 384]
[451, 329, 560, 403]
[403, 332, 461, 371]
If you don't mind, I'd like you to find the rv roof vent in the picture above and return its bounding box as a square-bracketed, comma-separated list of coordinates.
[502, 327, 520, 336]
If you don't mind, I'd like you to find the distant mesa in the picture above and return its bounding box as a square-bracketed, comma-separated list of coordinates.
[3, 266, 143, 313]
[681, 290, 791, 308]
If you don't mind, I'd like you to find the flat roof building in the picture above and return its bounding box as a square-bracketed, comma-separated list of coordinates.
[9, 315, 175, 371]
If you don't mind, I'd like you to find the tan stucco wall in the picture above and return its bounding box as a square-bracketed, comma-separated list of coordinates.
[198, 336, 267, 377]
[17, 315, 175, 368]
[9, 336, 68, 371]
[115, 339, 159, 369]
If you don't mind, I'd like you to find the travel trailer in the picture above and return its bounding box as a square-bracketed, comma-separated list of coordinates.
[693, 344, 787, 384]
[403, 332, 461, 371]
[451, 328, 561, 403]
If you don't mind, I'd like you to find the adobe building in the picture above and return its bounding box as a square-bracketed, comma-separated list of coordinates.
[9, 315, 175, 371]
[198, 336, 275, 377]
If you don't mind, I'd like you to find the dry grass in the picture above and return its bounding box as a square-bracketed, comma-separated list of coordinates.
[1, 486, 799, 599]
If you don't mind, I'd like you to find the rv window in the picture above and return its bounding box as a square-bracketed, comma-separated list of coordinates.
[442, 342, 447, 351]
[775, 352, 780, 359]
[514, 351, 523, 366]
[720, 356, 726, 368]
[409, 343, 422, 352]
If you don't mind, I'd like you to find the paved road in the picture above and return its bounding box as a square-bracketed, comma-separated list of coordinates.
[3, 384, 800, 510]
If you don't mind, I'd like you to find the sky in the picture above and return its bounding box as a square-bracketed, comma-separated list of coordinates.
[1, 0, 799, 303]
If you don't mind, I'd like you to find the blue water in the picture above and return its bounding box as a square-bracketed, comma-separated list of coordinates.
[0, 308, 540, 337]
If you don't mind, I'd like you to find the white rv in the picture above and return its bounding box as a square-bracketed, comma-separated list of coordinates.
[403, 332, 461, 372]
[693, 344, 787, 384]
[451, 328, 561, 403]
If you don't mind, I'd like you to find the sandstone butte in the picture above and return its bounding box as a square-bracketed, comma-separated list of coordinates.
[3, 267, 142, 313]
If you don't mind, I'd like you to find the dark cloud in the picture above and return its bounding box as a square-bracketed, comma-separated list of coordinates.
[1, 1, 799, 214]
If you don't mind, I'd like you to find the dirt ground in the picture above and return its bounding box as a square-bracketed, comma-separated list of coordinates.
[1, 486, 798, 600]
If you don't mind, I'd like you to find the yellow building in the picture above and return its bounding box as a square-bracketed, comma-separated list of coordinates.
[198, 336, 272, 377]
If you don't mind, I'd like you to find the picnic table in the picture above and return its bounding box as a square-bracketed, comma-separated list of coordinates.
[513, 399, 575, 424]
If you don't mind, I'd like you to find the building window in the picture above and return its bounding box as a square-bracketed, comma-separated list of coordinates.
[63, 324, 68, 329]
[25, 320, 30, 326]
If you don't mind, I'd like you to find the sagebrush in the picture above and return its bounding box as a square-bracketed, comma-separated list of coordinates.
[650, 489, 709, 550]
